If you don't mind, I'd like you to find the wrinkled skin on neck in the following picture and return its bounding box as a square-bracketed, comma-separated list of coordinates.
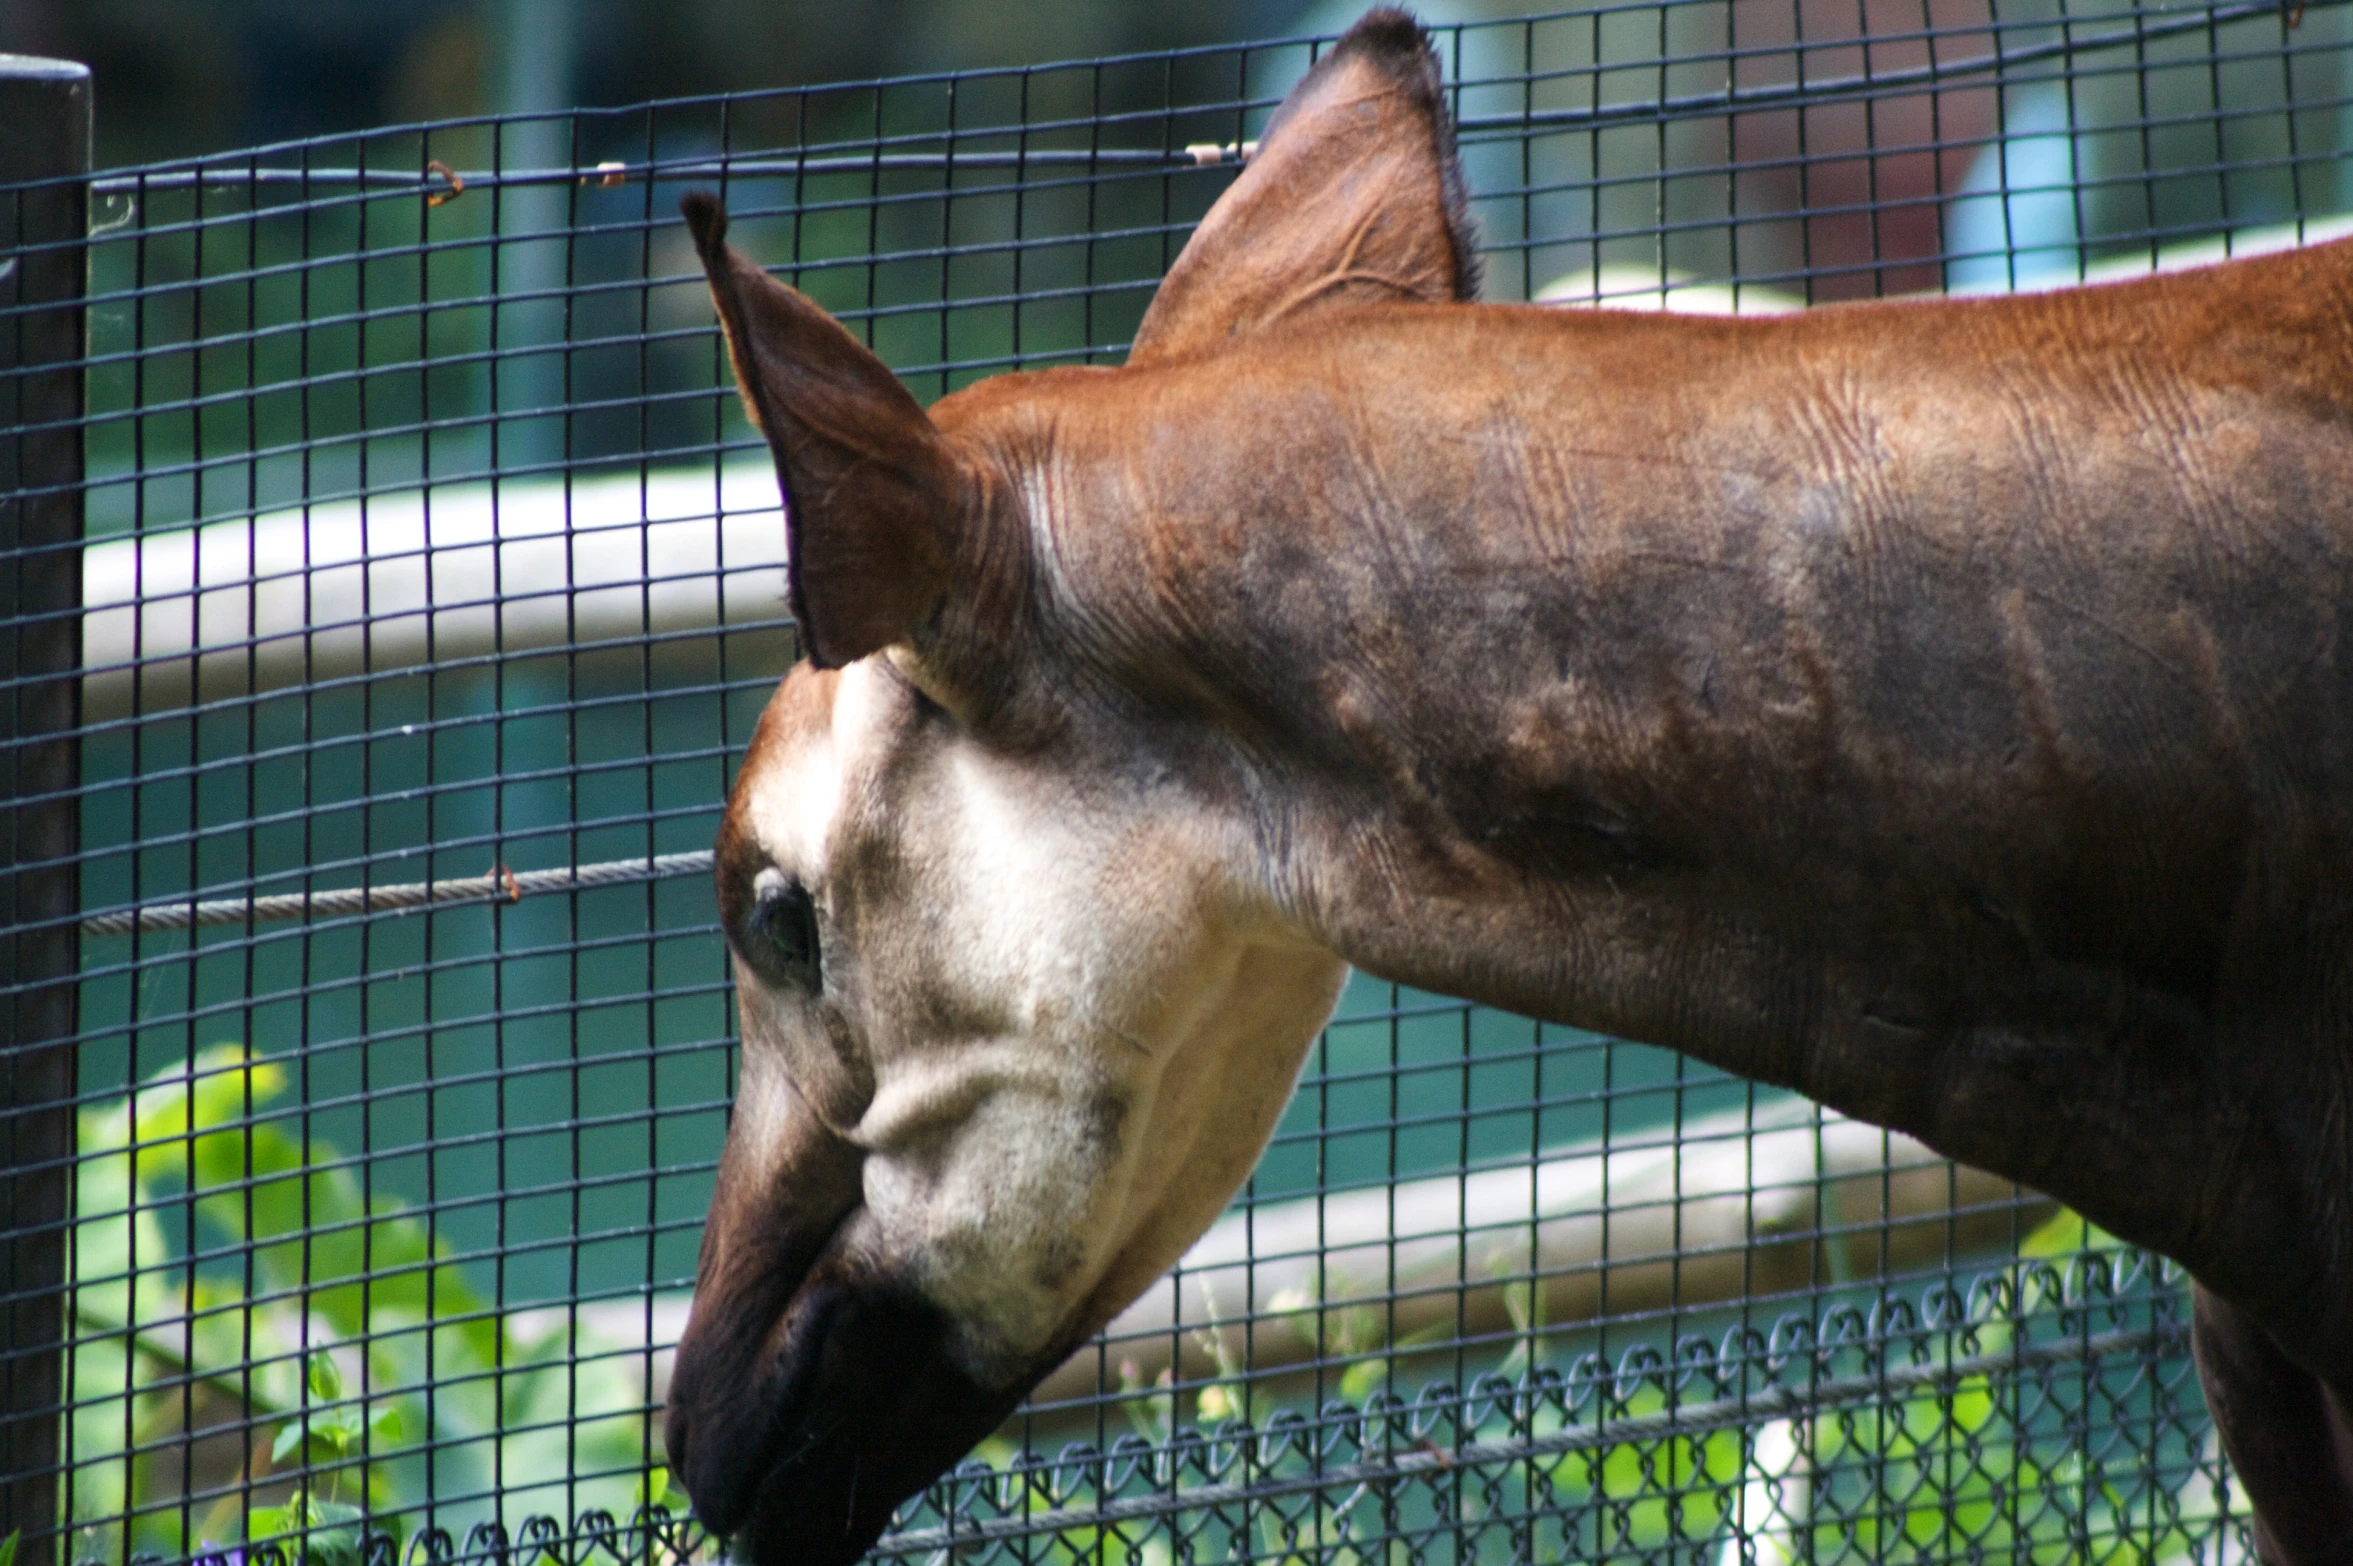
[949, 267, 2353, 1378]
[664, 12, 2353, 1563]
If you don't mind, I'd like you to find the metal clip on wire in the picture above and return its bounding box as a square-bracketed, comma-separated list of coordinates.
[1182, 141, 1258, 166]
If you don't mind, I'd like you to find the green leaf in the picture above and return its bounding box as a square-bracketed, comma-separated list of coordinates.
[1338, 1357, 1389, 1406]
[126, 1045, 287, 1192]
[640, 1466, 690, 1511]
[0, 1527, 21, 1566]
[73, 1042, 657, 1544]
[270, 1421, 310, 1465]
[2022, 1205, 2122, 1259]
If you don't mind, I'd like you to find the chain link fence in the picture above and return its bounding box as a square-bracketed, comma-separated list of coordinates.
[10, 0, 2348, 1559]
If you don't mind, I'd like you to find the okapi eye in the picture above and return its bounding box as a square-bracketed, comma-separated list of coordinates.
[744, 868, 823, 992]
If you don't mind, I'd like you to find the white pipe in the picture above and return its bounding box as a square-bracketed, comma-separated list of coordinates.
[1031, 1095, 2037, 1402]
[79, 462, 787, 721]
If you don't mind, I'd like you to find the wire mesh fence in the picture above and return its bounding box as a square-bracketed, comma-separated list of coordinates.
[9, 0, 2348, 1559]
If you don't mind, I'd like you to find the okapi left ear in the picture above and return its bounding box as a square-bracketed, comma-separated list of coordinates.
[1127, 7, 1479, 367]
[683, 192, 971, 670]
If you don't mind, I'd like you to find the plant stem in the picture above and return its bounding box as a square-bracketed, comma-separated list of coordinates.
[73, 1304, 291, 1421]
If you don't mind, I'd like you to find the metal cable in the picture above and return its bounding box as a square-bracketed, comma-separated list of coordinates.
[79, 851, 716, 936]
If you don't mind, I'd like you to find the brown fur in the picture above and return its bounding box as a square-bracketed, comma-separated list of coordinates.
[682, 194, 968, 668]
[1129, 8, 1479, 362]
[952, 251, 2353, 1323]
[674, 11, 2353, 1560]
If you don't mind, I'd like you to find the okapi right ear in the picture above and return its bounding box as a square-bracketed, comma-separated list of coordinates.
[683, 192, 967, 670]
[1127, 7, 1479, 367]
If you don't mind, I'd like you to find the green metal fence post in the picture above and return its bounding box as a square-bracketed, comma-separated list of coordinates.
[0, 53, 90, 1566]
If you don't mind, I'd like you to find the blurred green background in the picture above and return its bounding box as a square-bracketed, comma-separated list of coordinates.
[6, 0, 1318, 169]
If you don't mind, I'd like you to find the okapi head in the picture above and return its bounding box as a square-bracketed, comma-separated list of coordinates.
[664, 15, 1475, 1561]
[667, 9, 2353, 1563]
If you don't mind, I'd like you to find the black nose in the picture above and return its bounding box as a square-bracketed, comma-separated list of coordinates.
[680, 1280, 1032, 1566]
[666, 1070, 867, 1533]
[669, 1277, 844, 1537]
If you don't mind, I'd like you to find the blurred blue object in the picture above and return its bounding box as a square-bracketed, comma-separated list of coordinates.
[1947, 84, 2085, 293]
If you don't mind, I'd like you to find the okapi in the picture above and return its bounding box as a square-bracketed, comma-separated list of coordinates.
[662, 11, 2353, 1561]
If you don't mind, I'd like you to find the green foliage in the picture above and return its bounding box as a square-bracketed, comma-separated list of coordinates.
[1732, 1208, 2218, 1565]
[940, 1207, 2225, 1566]
[1547, 1389, 1745, 1549]
[69, 1046, 656, 1564]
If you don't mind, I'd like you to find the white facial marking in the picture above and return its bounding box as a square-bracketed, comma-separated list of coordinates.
[736, 668, 855, 881]
[725, 657, 1348, 1387]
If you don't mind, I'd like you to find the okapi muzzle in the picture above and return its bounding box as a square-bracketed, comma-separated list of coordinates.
[665, 1162, 1017, 1561]
[661, 1026, 1024, 1563]
[673, 8, 2353, 1562]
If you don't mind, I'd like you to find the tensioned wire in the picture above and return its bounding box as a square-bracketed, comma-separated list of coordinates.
[77, 852, 716, 936]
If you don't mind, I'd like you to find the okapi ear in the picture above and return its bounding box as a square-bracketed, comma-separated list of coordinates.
[683, 192, 966, 670]
[1127, 7, 1479, 367]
